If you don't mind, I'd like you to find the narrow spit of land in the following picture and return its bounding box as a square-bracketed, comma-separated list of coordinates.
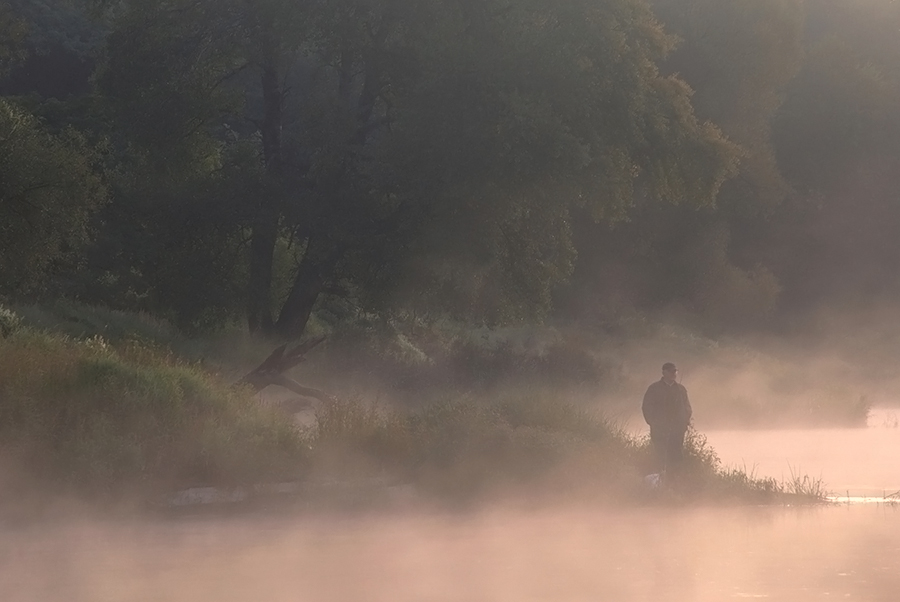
[0, 304, 832, 513]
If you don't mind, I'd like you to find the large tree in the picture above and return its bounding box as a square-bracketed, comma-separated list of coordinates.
[771, 0, 900, 309]
[0, 2, 108, 298]
[92, 0, 738, 335]
[561, 0, 804, 330]
[0, 3, 27, 75]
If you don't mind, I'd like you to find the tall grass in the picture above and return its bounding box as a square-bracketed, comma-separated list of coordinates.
[307, 393, 618, 498]
[308, 393, 813, 504]
[0, 326, 306, 495]
[784, 467, 829, 500]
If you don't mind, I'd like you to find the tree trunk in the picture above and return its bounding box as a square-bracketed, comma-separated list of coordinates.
[247, 213, 278, 333]
[235, 337, 334, 404]
[259, 43, 284, 177]
[275, 237, 341, 338]
[247, 40, 285, 333]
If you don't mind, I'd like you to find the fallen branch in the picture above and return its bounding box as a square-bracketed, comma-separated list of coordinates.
[235, 336, 335, 403]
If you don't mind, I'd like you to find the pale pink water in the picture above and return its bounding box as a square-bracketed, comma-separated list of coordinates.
[705, 407, 900, 498]
[0, 503, 897, 601]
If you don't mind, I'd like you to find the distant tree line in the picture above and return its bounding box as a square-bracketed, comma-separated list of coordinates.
[1, 0, 899, 335]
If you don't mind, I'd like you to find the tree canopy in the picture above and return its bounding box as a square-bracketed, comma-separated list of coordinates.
[82, 0, 738, 334]
[2, 0, 899, 334]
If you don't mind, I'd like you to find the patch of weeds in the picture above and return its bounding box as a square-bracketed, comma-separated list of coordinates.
[714, 465, 780, 499]
[784, 466, 829, 500]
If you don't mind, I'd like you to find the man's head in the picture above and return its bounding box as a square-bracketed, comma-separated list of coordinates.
[662, 362, 678, 383]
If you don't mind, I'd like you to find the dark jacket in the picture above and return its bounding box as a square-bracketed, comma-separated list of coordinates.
[642, 379, 692, 433]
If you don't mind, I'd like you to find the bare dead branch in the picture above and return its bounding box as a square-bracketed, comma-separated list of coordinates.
[235, 336, 332, 404]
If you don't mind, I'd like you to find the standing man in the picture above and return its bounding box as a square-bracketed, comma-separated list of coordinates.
[642, 362, 692, 476]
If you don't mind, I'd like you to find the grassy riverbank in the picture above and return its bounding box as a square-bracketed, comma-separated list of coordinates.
[0, 303, 827, 509]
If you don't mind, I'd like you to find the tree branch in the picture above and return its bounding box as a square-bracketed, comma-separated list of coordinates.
[235, 336, 334, 402]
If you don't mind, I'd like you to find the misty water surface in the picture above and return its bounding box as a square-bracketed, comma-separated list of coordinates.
[706, 407, 900, 499]
[0, 502, 897, 601]
[0, 410, 898, 602]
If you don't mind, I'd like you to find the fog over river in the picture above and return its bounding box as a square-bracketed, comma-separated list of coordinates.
[0, 409, 897, 602]
[706, 406, 900, 501]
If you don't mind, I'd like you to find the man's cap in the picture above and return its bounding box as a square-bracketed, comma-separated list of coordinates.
[662, 362, 677, 372]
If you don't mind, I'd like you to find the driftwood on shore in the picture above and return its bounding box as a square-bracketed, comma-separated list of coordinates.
[235, 336, 334, 404]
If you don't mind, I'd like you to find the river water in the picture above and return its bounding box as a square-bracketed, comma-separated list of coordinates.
[705, 406, 900, 500]
[0, 409, 897, 601]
